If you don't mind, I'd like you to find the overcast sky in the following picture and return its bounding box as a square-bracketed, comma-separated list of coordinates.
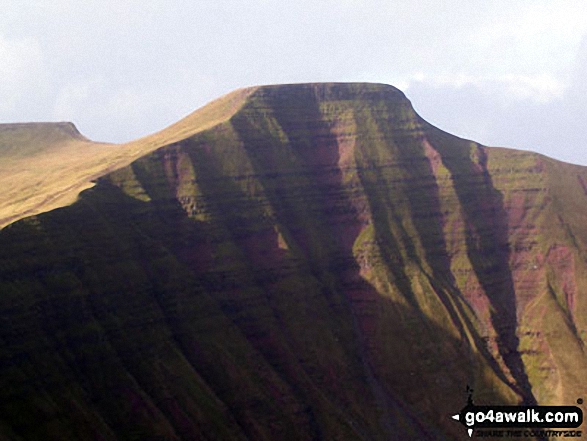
[2, 1, 586, 164]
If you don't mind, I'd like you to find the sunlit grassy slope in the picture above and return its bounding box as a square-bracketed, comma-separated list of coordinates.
[0, 87, 255, 228]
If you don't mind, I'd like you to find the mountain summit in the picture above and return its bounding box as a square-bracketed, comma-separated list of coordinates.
[0, 83, 585, 440]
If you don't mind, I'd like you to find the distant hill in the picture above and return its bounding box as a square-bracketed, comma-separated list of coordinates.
[0, 83, 585, 440]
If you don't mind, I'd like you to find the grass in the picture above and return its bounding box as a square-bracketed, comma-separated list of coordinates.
[0, 87, 256, 229]
[1, 82, 587, 439]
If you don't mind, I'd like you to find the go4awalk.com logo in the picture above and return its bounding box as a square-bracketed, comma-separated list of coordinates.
[451, 387, 583, 438]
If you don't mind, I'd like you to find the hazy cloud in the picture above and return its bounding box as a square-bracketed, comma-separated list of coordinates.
[0, 35, 46, 115]
[1, 0, 586, 163]
[406, 33, 587, 164]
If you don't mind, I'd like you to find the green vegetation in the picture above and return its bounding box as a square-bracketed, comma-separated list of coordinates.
[0, 83, 585, 439]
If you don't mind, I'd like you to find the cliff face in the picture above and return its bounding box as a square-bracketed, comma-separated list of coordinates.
[0, 83, 585, 440]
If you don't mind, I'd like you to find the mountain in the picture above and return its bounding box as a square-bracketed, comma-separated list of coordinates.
[0, 88, 252, 229]
[0, 83, 585, 440]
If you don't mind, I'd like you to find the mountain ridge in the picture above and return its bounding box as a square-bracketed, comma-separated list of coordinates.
[1, 82, 584, 228]
[0, 86, 255, 229]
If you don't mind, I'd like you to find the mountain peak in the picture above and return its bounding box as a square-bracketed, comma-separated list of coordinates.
[0, 121, 89, 158]
[132, 82, 411, 151]
[248, 82, 407, 100]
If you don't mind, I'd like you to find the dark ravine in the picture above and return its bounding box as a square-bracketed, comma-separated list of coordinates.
[0, 83, 585, 440]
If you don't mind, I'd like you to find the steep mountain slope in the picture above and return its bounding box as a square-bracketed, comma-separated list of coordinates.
[0, 87, 253, 228]
[0, 83, 585, 440]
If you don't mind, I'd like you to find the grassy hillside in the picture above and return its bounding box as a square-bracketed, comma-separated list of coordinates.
[0, 88, 254, 229]
[0, 83, 585, 440]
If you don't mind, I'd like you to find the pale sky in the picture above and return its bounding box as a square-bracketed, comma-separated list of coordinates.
[2, 1, 586, 164]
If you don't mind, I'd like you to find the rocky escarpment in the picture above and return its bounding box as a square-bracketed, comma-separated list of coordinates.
[0, 83, 585, 440]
